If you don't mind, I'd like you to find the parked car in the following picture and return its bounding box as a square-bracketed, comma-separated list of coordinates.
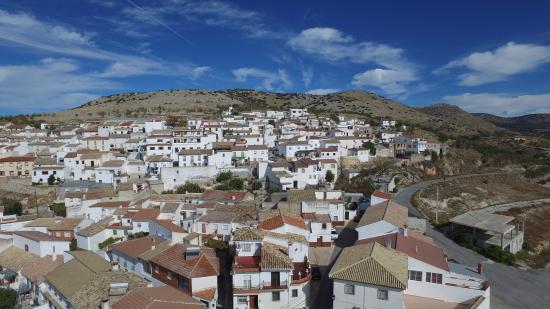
[311, 266, 322, 280]
[331, 227, 339, 240]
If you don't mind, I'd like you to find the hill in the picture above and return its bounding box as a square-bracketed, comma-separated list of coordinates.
[417, 103, 503, 134]
[476, 113, 550, 138]
[35, 90, 488, 137]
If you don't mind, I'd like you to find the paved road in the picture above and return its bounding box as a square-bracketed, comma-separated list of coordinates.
[395, 174, 550, 309]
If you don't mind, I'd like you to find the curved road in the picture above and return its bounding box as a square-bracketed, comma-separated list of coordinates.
[395, 173, 550, 309]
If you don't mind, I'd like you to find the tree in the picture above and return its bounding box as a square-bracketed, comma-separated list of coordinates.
[50, 203, 67, 217]
[330, 114, 340, 124]
[227, 178, 244, 190]
[2, 198, 22, 216]
[0, 288, 17, 309]
[176, 182, 204, 194]
[362, 141, 377, 156]
[216, 171, 233, 183]
[166, 115, 187, 128]
[325, 170, 335, 183]
[48, 174, 56, 185]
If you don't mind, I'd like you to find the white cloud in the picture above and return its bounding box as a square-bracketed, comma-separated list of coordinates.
[0, 58, 119, 112]
[232, 68, 292, 91]
[0, 9, 208, 78]
[443, 92, 550, 116]
[191, 66, 212, 80]
[435, 42, 550, 86]
[289, 27, 418, 96]
[121, 0, 282, 39]
[306, 88, 340, 95]
[352, 68, 417, 96]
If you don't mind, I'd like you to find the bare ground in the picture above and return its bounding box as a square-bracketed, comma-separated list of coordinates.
[413, 174, 550, 223]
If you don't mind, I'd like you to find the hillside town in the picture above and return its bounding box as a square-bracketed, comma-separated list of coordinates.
[0, 107, 493, 309]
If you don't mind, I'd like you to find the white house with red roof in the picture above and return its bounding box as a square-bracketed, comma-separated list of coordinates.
[258, 213, 310, 240]
[357, 232, 491, 309]
[370, 190, 392, 207]
[231, 228, 311, 309]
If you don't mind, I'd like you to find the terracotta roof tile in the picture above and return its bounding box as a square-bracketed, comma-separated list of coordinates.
[151, 244, 219, 278]
[356, 232, 449, 271]
[113, 286, 204, 309]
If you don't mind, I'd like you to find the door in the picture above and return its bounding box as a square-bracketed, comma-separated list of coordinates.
[293, 180, 298, 189]
[202, 224, 206, 233]
[271, 272, 280, 286]
[345, 211, 350, 220]
[249, 295, 258, 309]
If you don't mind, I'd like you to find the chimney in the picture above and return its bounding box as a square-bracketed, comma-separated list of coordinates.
[477, 263, 483, 274]
[52, 254, 57, 262]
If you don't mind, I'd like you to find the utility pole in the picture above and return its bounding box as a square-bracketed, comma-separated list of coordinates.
[35, 188, 38, 217]
[435, 186, 439, 225]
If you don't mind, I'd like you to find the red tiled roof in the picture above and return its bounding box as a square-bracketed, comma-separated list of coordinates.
[259, 214, 308, 231]
[89, 201, 131, 208]
[372, 191, 392, 200]
[0, 156, 36, 162]
[150, 219, 186, 233]
[151, 244, 219, 278]
[113, 286, 204, 309]
[193, 288, 217, 301]
[356, 232, 449, 271]
[109, 236, 165, 259]
[201, 189, 250, 202]
[129, 209, 160, 221]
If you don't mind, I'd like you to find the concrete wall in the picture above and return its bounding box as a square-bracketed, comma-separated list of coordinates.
[333, 279, 404, 309]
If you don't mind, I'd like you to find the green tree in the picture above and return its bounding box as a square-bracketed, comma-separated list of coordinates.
[216, 171, 233, 183]
[50, 203, 66, 217]
[325, 170, 335, 183]
[70, 239, 78, 251]
[2, 198, 22, 216]
[0, 288, 17, 309]
[227, 178, 244, 190]
[362, 141, 377, 156]
[47, 174, 56, 185]
[176, 182, 204, 194]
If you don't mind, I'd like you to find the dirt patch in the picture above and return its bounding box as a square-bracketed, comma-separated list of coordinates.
[414, 174, 550, 223]
[498, 204, 550, 268]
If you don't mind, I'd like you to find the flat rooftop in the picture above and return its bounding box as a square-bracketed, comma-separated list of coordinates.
[450, 210, 516, 234]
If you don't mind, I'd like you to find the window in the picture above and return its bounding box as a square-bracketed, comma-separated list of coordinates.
[155, 265, 159, 273]
[426, 272, 443, 284]
[237, 296, 248, 304]
[241, 243, 252, 252]
[167, 271, 172, 280]
[322, 223, 327, 229]
[377, 289, 388, 300]
[272, 291, 280, 301]
[292, 289, 298, 297]
[113, 230, 117, 235]
[409, 270, 422, 281]
[344, 284, 354, 295]
[243, 275, 251, 288]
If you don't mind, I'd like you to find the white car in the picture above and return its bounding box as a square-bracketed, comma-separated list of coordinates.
[331, 228, 338, 240]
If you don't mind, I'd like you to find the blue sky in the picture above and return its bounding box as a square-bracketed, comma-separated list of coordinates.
[1, 0, 550, 116]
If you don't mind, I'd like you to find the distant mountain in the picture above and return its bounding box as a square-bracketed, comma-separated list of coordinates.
[37, 90, 489, 136]
[416, 103, 503, 134]
[476, 113, 550, 137]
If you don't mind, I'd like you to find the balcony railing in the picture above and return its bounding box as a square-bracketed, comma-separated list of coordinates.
[233, 280, 289, 292]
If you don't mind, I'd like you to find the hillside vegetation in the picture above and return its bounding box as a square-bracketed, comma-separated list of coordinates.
[35, 89, 492, 136]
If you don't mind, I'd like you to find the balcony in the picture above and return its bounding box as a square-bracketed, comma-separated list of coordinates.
[233, 280, 289, 294]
